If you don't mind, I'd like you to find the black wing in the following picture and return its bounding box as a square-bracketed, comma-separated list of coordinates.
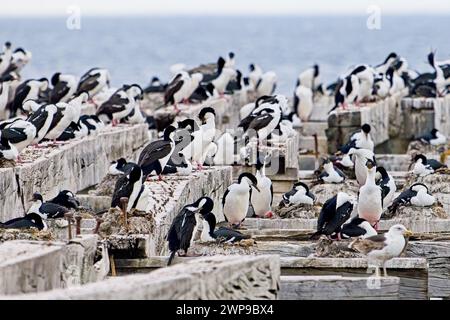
[27, 107, 49, 131]
[164, 77, 183, 105]
[77, 69, 100, 93]
[428, 159, 447, 170]
[110, 175, 132, 208]
[40, 202, 69, 219]
[248, 113, 274, 132]
[214, 227, 250, 243]
[222, 188, 230, 208]
[50, 81, 70, 103]
[11, 82, 31, 113]
[316, 195, 337, 233]
[137, 140, 172, 168]
[96, 90, 129, 117]
[0, 127, 27, 144]
[339, 139, 356, 154]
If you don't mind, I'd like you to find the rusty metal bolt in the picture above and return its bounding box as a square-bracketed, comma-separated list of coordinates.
[75, 215, 82, 236]
[120, 197, 129, 230]
[64, 212, 74, 240]
[94, 217, 103, 234]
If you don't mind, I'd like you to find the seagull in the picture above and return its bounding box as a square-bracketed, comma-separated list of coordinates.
[350, 224, 413, 277]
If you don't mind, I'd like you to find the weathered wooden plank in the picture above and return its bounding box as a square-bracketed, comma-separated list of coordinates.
[5, 255, 280, 300]
[280, 275, 400, 300]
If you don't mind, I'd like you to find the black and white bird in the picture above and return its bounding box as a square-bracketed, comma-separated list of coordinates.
[330, 74, 359, 113]
[248, 63, 263, 89]
[164, 71, 192, 111]
[76, 68, 110, 98]
[96, 84, 141, 126]
[9, 78, 49, 116]
[2, 47, 32, 75]
[341, 216, 377, 239]
[293, 82, 314, 122]
[78, 114, 104, 135]
[27, 104, 58, 145]
[297, 64, 319, 90]
[281, 181, 315, 206]
[200, 212, 251, 243]
[375, 52, 398, 74]
[350, 224, 413, 277]
[143, 77, 166, 94]
[211, 68, 237, 96]
[167, 197, 214, 265]
[250, 158, 274, 218]
[388, 183, 436, 215]
[0, 119, 36, 154]
[417, 128, 447, 146]
[222, 173, 260, 228]
[48, 190, 80, 209]
[162, 152, 193, 175]
[427, 51, 449, 96]
[138, 125, 177, 179]
[376, 166, 396, 209]
[318, 159, 346, 184]
[181, 107, 216, 170]
[349, 64, 375, 102]
[56, 121, 85, 141]
[27, 193, 69, 219]
[358, 160, 383, 229]
[0, 133, 18, 160]
[49, 73, 78, 103]
[310, 192, 356, 240]
[224, 51, 236, 68]
[44, 102, 78, 142]
[347, 147, 376, 186]
[0, 212, 47, 231]
[110, 164, 144, 212]
[241, 103, 282, 143]
[0, 41, 12, 76]
[0, 73, 17, 115]
[412, 154, 447, 176]
[339, 124, 374, 154]
[108, 158, 136, 175]
[255, 71, 277, 97]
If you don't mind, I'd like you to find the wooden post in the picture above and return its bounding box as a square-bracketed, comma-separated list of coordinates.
[120, 197, 129, 231]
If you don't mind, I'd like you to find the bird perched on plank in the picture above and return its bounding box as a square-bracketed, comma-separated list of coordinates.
[310, 192, 355, 240]
[341, 217, 377, 239]
[27, 193, 69, 219]
[250, 157, 273, 218]
[376, 166, 396, 209]
[138, 125, 176, 180]
[350, 224, 413, 277]
[48, 190, 80, 209]
[222, 173, 260, 228]
[416, 128, 447, 146]
[167, 197, 214, 265]
[110, 164, 144, 212]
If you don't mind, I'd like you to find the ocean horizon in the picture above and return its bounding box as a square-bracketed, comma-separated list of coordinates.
[1, 15, 449, 95]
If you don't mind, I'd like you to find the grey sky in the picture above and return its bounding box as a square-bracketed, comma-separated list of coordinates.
[2, 0, 450, 16]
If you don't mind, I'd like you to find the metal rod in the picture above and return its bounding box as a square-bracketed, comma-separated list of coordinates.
[75, 215, 82, 236]
[94, 218, 103, 234]
[64, 213, 74, 240]
[120, 197, 129, 231]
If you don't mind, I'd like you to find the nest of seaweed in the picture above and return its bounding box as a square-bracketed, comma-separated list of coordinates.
[0, 158, 16, 168]
[407, 140, 448, 155]
[0, 228, 54, 243]
[90, 174, 120, 197]
[383, 201, 448, 220]
[405, 171, 450, 194]
[310, 180, 359, 205]
[313, 237, 363, 258]
[274, 203, 321, 219]
[190, 239, 258, 256]
[99, 207, 155, 237]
